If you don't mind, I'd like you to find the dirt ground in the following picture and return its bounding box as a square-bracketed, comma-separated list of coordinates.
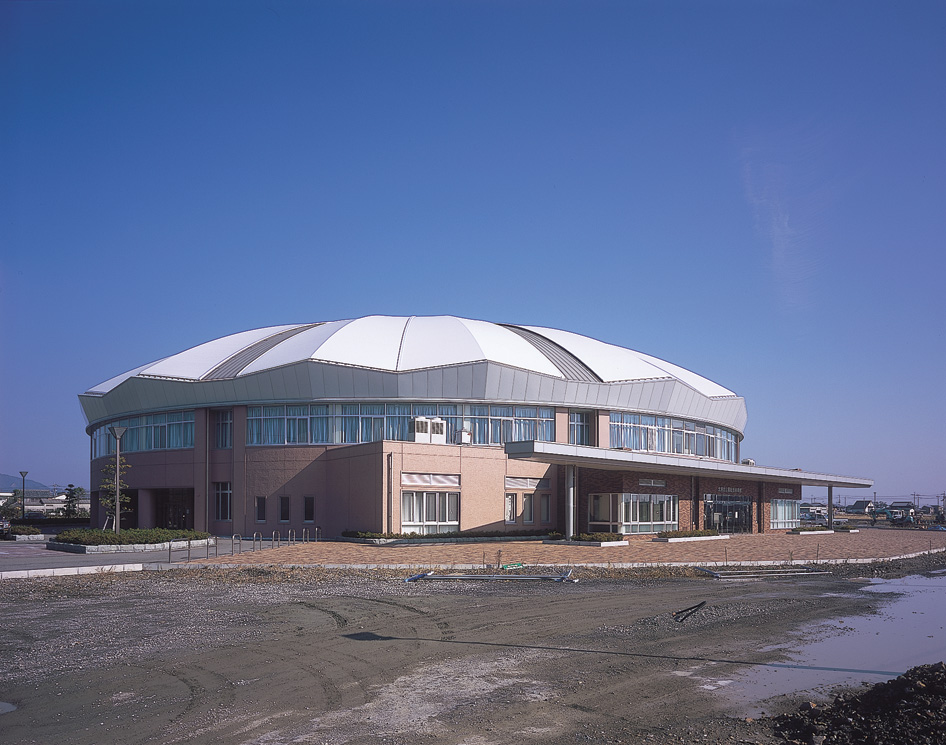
[2, 554, 944, 745]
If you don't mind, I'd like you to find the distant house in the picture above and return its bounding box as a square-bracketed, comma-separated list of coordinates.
[889, 500, 917, 515]
[847, 500, 874, 514]
[800, 502, 828, 516]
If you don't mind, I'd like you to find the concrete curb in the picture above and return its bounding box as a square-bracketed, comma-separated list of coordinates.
[46, 538, 216, 554]
[0, 563, 180, 580]
[3, 545, 944, 581]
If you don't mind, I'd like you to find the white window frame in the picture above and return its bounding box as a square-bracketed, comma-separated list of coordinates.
[505, 493, 517, 524]
[214, 482, 232, 522]
[522, 493, 534, 524]
[401, 491, 459, 535]
[255, 496, 266, 523]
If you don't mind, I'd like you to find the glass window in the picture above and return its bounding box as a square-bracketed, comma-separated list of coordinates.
[255, 496, 266, 522]
[523, 493, 534, 523]
[215, 410, 233, 449]
[400, 491, 460, 535]
[279, 496, 290, 522]
[286, 406, 309, 444]
[589, 493, 678, 534]
[505, 493, 517, 523]
[303, 496, 315, 523]
[540, 494, 551, 523]
[214, 482, 232, 522]
[771, 499, 800, 529]
[569, 411, 591, 445]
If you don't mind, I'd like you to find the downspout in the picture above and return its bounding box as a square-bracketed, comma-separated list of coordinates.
[565, 465, 575, 539]
[387, 452, 394, 534]
[691, 475, 697, 530]
[205, 411, 211, 534]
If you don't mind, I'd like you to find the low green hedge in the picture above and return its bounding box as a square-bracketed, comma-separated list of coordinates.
[791, 526, 832, 533]
[11, 525, 41, 536]
[52, 528, 211, 546]
[569, 532, 625, 542]
[656, 529, 720, 539]
[341, 529, 552, 540]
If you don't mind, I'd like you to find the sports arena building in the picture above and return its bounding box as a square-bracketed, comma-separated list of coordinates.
[80, 315, 871, 538]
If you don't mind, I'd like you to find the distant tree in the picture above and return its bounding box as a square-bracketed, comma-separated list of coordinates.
[0, 490, 19, 519]
[64, 484, 86, 518]
[98, 457, 131, 526]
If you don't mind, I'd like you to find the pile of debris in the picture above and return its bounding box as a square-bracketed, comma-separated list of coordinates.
[773, 662, 946, 744]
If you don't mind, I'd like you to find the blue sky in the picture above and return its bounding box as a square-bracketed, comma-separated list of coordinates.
[2, 1, 944, 504]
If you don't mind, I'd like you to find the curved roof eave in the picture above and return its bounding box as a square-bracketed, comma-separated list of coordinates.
[80, 359, 748, 436]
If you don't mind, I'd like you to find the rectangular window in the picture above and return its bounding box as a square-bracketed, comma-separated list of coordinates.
[214, 482, 232, 522]
[589, 492, 678, 534]
[214, 410, 233, 449]
[400, 491, 459, 535]
[286, 406, 309, 444]
[279, 495, 290, 522]
[569, 411, 591, 445]
[303, 496, 315, 523]
[639, 478, 666, 487]
[540, 494, 551, 523]
[505, 493, 517, 523]
[522, 493, 534, 523]
[771, 499, 800, 529]
[255, 496, 266, 522]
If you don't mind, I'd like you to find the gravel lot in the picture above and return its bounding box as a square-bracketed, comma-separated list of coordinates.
[1, 553, 944, 744]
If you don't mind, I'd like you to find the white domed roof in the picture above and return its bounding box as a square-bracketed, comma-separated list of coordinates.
[87, 315, 736, 399]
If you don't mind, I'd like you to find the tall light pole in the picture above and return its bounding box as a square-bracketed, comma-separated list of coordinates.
[108, 426, 127, 534]
[19, 471, 28, 519]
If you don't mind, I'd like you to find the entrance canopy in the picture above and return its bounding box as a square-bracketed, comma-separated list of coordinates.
[504, 441, 872, 489]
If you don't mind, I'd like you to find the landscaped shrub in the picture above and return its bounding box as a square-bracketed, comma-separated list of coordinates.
[569, 532, 625, 542]
[11, 525, 41, 536]
[52, 528, 211, 546]
[656, 529, 720, 539]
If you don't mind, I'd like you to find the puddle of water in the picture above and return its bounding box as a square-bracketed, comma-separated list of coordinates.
[0, 701, 17, 714]
[724, 574, 946, 716]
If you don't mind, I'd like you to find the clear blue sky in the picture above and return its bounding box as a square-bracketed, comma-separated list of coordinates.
[2, 1, 943, 503]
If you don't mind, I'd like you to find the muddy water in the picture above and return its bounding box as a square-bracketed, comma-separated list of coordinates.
[726, 573, 946, 716]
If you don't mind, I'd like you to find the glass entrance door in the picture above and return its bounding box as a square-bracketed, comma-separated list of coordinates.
[704, 497, 753, 533]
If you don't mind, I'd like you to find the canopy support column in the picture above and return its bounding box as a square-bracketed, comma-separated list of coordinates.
[827, 484, 834, 529]
[565, 465, 575, 539]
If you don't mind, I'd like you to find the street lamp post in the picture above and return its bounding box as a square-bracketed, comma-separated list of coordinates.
[108, 426, 127, 534]
[19, 471, 28, 519]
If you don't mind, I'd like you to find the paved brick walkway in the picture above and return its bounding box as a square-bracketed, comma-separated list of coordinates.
[192, 527, 946, 569]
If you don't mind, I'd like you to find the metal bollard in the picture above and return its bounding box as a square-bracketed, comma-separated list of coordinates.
[232, 534, 241, 555]
[253, 532, 262, 551]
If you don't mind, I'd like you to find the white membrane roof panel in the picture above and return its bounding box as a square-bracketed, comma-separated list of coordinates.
[240, 319, 354, 375]
[458, 318, 563, 377]
[85, 361, 158, 395]
[140, 325, 301, 381]
[522, 326, 672, 384]
[395, 316, 484, 370]
[633, 351, 735, 398]
[523, 325, 735, 397]
[312, 315, 409, 370]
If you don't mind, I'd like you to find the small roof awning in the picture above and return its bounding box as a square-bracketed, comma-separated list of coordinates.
[504, 441, 873, 489]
